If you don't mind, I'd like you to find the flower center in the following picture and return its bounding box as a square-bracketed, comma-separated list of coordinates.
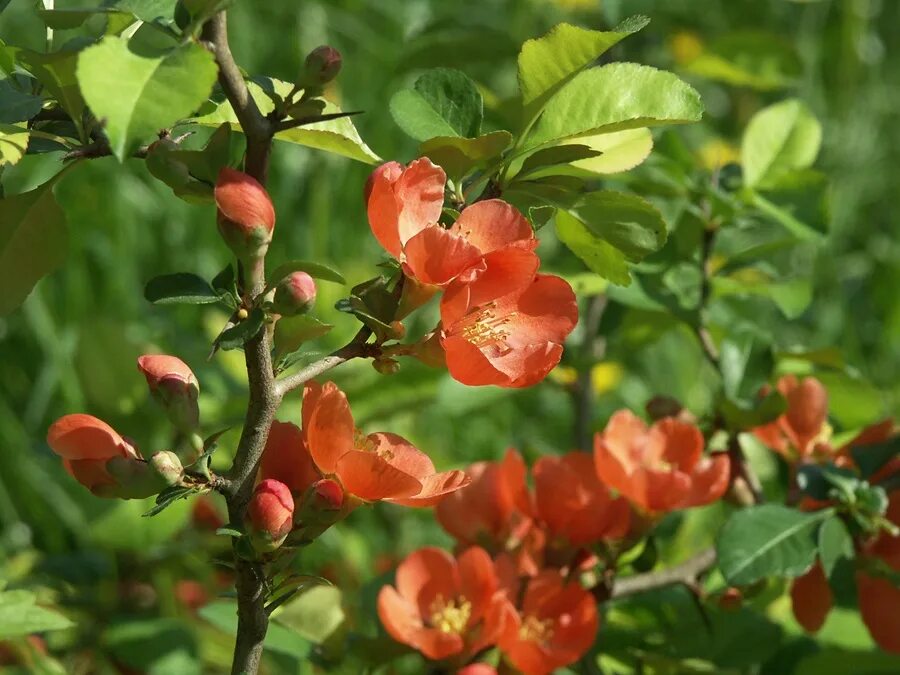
[519, 614, 554, 644]
[454, 303, 515, 351]
[428, 595, 472, 635]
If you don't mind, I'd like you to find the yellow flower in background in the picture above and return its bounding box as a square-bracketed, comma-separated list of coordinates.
[698, 138, 740, 171]
[669, 31, 704, 64]
[591, 361, 623, 395]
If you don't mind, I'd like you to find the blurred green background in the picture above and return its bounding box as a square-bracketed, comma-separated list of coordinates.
[1, 0, 899, 672]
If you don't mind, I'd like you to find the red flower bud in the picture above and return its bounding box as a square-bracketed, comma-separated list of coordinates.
[214, 167, 276, 263]
[313, 478, 344, 511]
[137, 355, 200, 434]
[718, 587, 743, 612]
[271, 271, 317, 316]
[247, 479, 294, 552]
[303, 45, 342, 85]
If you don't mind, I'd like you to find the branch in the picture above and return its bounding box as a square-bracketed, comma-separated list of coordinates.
[610, 547, 716, 598]
[274, 340, 375, 399]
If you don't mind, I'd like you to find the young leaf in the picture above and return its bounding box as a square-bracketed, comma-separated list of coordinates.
[77, 38, 218, 161]
[271, 585, 345, 645]
[142, 485, 198, 518]
[0, 124, 29, 167]
[18, 49, 85, 136]
[273, 315, 334, 361]
[818, 516, 854, 577]
[525, 63, 703, 150]
[554, 190, 668, 285]
[0, 590, 73, 638]
[515, 144, 603, 179]
[217, 308, 265, 351]
[144, 273, 221, 305]
[719, 331, 774, 404]
[418, 131, 513, 181]
[0, 176, 68, 316]
[525, 128, 655, 178]
[518, 16, 649, 127]
[389, 67, 483, 141]
[716, 505, 829, 585]
[266, 260, 345, 290]
[741, 99, 822, 189]
[0, 79, 43, 124]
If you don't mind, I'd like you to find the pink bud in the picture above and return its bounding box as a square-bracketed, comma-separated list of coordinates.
[215, 168, 276, 263]
[137, 355, 200, 433]
[304, 45, 342, 85]
[313, 478, 344, 511]
[248, 479, 295, 551]
[271, 271, 317, 316]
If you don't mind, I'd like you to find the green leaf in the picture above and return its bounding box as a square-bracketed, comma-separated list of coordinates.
[0, 79, 43, 124]
[741, 98, 822, 189]
[532, 129, 655, 178]
[0, 124, 29, 166]
[556, 210, 630, 286]
[272, 585, 345, 644]
[850, 436, 900, 480]
[719, 389, 786, 431]
[142, 485, 197, 517]
[37, 7, 134, 30]
[525, 63, 703, 149]
[719, 331, 774, 404]
[199, 601, 311, 658]
[0, 175, 68, 316]
[217, 307, 265, 351]
[682, 31, 801, 91]
[273, 315, 334, 362]
[77, 37, 217, 161]
[818, 516, 854, 577]
[144, 273, 220, 304]
[515, 144, 602, 179]
[716, 504, 829, 585]
[554, 190, 667, 285]
[103, 618, 199, 675]
[18, 49, 85, 137]
[418, 131, 512, 181]
[796, 464, 860, 503]
[0, 590, 73, 638]
[266, 259, 345, 290]
[389, 67, 483, 141]
[517, 16, 649, 128]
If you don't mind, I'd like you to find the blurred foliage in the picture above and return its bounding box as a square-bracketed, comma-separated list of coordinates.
[0, 0, 899, 673]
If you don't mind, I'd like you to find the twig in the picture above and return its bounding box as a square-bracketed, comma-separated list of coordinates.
[610, 547, 716, 598]
[274, 340, 375, 398]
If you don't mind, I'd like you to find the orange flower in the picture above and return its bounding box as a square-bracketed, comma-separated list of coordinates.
[753, 375, 829, 461]
[377, 547, 500, 661]
[439, 265, 578, 388]
[366, 158, 539, 290]
[137, 354, 200, 433]
[302, 381, 469, 505]
[491, 570, 598, 675]
[46, 414, 140, 496]
[790, 563, 832, 633]
[593, 410, 730, 514]
[857, 572, 900, 654]
[436, 450, 531, 548]
[366, 158, 446, 260]
[533, 452, 630, 547]
[259, 420, 321, 495]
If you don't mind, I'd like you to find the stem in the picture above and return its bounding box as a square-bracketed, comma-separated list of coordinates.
[572, 294, 607, 451]
[610, 547, 716, 598]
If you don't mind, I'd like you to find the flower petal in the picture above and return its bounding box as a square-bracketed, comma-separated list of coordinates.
[858, 571, 900, 654]
[47, 414, 132, 461]
[389, 470, 471, 508]
[366, 161, 404, 257]
[396, 547, 460, 607]
[791, 564, 832, 633]
[335, 450, 422, 501]
[394, 158, 447, 247]
[449, 200, 533, 254]
[403, 224, 483, 286]
[260, 421, 321, 493]
[457, 546, 498, 625]
[685, 454, 731, 508]
[306, 384, 355, 474]
[650, 418, 704, 472]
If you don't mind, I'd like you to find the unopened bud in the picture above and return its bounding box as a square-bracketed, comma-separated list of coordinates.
[271, 271, 317, 316]
[137, 355, 200, 433]
[237, 307, 249, 321]
[105, 456, 168, 499]
[373, 357, 400, 375]
[303, 45, 342, 86]
[214, 167, 275, 265]
[312, 478, 344, 511]
[247, 479, 294, 552]
[150, 450, 184, 486]
[718, 587, 743, 612]
[645, 395, 683, 421]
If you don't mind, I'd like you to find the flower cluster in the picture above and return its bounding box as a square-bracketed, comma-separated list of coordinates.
[247, 380, 470, 550]
[45, 355, 199, 498]
[379, 410, 730, 673]
[366, 159, 578, 388]
[752, 374, 900, 654]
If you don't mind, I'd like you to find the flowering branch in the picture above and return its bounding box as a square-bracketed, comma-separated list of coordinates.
[610, 547, 716, 598]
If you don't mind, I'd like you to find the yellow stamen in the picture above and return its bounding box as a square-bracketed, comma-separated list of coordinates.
[519, 614, 554, 643]
[428, 595, 472, 635]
